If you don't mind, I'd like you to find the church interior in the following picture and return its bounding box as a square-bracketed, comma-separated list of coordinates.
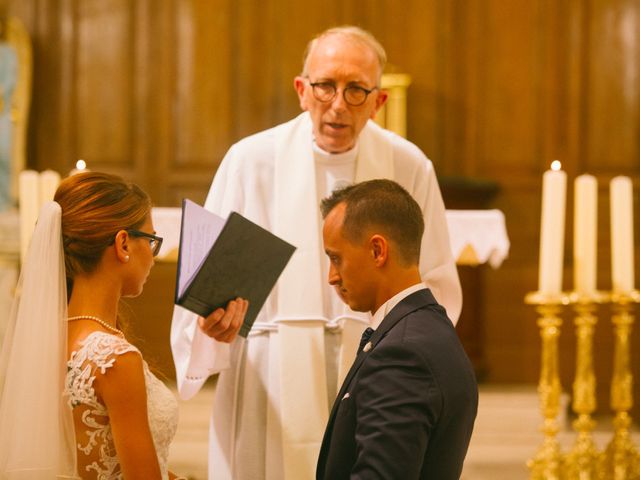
[1, 1, 640, 479]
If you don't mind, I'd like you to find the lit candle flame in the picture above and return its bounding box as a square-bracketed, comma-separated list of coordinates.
[551, 160, 562, 171]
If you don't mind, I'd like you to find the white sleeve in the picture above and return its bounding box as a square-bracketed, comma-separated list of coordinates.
[170, 306, 231, 400]
[170, 146, 241, 400]
[415, 161, 462, 324]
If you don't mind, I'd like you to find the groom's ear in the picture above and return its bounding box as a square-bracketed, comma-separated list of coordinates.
[369, 235, 388, 267]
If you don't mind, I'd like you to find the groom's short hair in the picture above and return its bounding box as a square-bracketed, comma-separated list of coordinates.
[320, 179, 424, 265]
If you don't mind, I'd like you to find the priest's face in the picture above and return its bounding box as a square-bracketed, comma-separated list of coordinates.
[294, 34, 388, 154]
[323, 202, 378, 313]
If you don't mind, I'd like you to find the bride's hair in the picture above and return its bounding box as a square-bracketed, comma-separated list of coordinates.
[54, 171, 151, 295]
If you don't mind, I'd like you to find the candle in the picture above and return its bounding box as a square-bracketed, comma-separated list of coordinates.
[69, 159, 88, 176]
[610, 176, 635, 293]
[38, 169, 61, 208]
[19, 170, 40, 264]
[538, 161, 567, 294]
[573, 174, 598, 293]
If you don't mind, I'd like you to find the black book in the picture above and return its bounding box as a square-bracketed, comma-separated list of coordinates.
[175, 199, 296, 337]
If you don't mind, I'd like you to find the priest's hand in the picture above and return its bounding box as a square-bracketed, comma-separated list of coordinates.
[198, 298, 249, 343]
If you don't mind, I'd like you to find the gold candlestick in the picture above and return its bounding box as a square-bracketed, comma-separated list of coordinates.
[526, 291, 571, 480]
[564, 291, 605, 479]
[599, 290, 640, 480]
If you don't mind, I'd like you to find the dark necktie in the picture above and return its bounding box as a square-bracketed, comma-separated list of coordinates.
[358, 327, 375, 354]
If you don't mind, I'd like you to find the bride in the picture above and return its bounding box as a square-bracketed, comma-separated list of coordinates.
[0, 172, 247, 479]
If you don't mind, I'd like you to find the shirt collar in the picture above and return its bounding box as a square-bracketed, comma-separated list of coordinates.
[370, 283, 427, 330]
[312, 138, 360, 161]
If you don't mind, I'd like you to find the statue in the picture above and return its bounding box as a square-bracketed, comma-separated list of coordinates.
[0, 16, 32, 211]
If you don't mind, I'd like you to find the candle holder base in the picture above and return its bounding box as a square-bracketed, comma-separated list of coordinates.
[564, 414, 599, 479]
[598, 413, 640, 480]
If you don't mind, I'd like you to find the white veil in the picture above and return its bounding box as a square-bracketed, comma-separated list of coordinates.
[0, 201, 77, 479]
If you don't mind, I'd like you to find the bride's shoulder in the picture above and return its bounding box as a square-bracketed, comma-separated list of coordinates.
[66, 332, 150, 417]
[69, 331, 141, 372]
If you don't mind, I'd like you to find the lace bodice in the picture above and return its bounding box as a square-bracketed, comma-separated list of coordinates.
[64, 332, 179, 479]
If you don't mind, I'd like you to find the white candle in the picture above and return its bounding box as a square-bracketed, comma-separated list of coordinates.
[38, 169, 61, 208]
[538, 161, 567, 294]
[573, 174, 598, 293]
[69, 159, 88, 176]
[610, 176, 635, 293]
[19, 170, 40, 264]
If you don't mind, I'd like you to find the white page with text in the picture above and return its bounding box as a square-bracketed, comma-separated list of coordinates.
[177, 199, 226, 298]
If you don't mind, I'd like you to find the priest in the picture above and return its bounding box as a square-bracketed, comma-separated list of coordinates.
[170, 25, 461, 480]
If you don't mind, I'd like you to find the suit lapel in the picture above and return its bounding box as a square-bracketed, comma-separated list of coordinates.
[326, 289, 439, 425]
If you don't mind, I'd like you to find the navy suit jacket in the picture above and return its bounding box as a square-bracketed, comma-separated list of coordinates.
[316, 289, 478, 480]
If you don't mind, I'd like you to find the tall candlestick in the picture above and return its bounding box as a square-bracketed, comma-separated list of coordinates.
[538, 161, 567, 294]
[573, 174, 598, 293]
[610, 176, 635, 293]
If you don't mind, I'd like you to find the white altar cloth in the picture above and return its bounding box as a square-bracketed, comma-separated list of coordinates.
[445, 209, 510, 268]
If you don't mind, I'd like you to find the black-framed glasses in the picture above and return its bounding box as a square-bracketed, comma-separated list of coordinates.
[307, 79, 378, 106]
[127, 230, 163, 257]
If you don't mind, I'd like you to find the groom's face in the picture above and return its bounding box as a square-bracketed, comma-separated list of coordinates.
[322, 202, 377, 313]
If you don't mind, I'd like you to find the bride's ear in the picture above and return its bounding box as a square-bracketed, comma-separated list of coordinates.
[113, 230, 130, 263]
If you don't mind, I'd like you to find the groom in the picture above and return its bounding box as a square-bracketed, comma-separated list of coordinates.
[316, 179, 478, 479]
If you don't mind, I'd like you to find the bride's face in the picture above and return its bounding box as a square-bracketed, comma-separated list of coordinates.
[121, 215, 156, 298]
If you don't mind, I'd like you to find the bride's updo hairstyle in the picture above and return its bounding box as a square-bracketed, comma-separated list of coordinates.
[54, 171, 151, 294]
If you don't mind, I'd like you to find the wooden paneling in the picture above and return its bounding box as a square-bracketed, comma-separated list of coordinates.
[585, 0, 640, 174]
[474, 1, 541, 175]
[173, 0, 233, 166]
[76, 0, 134, 166]
[6, 0, 640, 390]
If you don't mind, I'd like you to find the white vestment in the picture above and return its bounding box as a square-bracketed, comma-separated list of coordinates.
[170, 112, 461, 480]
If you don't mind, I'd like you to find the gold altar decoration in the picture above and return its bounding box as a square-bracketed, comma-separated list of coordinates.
[375, 72, 412, 138]
[598, 290, 640, 480]
[564, 292, 606, 480]
[525, 291, 571, 480]
[526, 289, 640, 480]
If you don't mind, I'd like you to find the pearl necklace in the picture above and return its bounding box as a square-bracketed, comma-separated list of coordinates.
[67, 315, 124, 337]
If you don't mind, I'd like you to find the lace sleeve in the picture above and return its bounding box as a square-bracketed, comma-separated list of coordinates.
[66, 332, 140, 407]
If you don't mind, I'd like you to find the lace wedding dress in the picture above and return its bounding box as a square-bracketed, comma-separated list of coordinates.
[65, 331, 179, 479]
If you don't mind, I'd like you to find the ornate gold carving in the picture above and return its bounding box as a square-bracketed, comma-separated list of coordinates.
[598, 291, 640, 480]
[564, 293, 604, 479]
[525, 292, 570, 480]
[526, 290, 640, 479]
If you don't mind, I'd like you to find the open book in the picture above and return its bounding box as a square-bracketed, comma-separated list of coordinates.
[175, 199, 296, 337]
